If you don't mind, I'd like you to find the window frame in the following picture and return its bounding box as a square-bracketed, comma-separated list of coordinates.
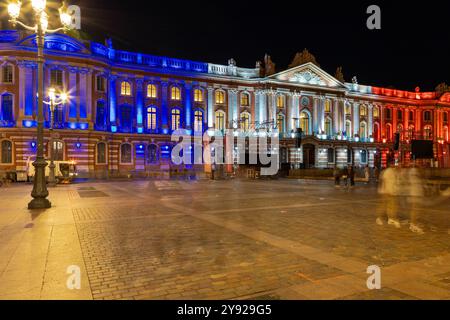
[96, 75, 106, 92]
[171, 108, 181, 131]
[120, 143, 133, 164]
[194, 88, 203, 102]
[0, 139, 14, 165]
[120, 81, 132, 96]
[215, 90, 225, 104]
[171, 86, 181, 101]
[147, 84, 157, 99]
[96, 142, 107, 165]
[2, 64, 14, 84]
[146, 106, 157, 131]
[50, 69, 64, 88]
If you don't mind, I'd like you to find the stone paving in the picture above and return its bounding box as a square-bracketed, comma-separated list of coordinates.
[0, 178, 449, 300]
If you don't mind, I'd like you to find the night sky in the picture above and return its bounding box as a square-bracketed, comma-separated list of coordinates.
[3, 0, 450, 91]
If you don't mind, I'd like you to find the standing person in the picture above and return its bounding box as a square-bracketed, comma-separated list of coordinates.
[342, 166, 349, 187]
[364, 165, 370, 184]
[349, 165, 355, 187]
[333, 165, 340, 187]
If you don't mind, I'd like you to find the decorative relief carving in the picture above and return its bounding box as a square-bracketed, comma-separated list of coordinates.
[290, 69, 326, 86]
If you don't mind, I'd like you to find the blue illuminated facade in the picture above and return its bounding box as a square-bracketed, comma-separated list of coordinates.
[0, 29, 449, 177]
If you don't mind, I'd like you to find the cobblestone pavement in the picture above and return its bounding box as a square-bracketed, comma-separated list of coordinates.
[0, 178, 449, 300]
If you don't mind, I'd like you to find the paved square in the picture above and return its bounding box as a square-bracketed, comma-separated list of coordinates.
[0, 179, 449, 300]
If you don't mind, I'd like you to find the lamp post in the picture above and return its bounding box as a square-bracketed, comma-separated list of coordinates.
[45, 88, 68, 187]
[8, 0, 73, 209]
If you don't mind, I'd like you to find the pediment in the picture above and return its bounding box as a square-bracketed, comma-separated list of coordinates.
[269, 62, 345, 88]
[17, 33, 90, 54]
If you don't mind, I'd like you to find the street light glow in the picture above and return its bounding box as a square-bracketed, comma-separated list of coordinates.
[31, 0, 46, 13]
[8, 1, 21, 19]
[40, 12, 48, 32]
[60, 12, 71, 27]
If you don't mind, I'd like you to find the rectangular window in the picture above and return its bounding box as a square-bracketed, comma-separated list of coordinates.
[50, 70, 63, 87]
[97, 143, 106, 164]
[96, 76, 106, 92]
[327, 148, 335, 163]
[121, 144, 132, 164]
[1, 140, 13, 164]
[2, 65, 13, 84]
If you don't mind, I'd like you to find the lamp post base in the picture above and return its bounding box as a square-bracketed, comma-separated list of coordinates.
[28, 198, 51, 210]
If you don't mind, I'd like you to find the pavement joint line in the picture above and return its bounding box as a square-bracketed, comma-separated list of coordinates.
[39, 226, 54, 299]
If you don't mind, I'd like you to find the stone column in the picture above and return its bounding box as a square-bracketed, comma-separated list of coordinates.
[368, 104, 374, 138]
[135, 78, 144, 133]
[318, 96, 325, 134]
[227, 89, 238, 128]
[161, 81, 169, 132]
[353, 102, 359, 137]
[207, 86, 214, 129]
[79, 71, 87, 119]
[69, 71, 78, 119]
[108, 75, 117, 128]
[259, 90, 268, 124]
[313, 96, 319, 134]
[286, 93, 293, 132]
[184, 82, 192, 130]
[292, 92, 300, 129]
[333, 99, 339, 135]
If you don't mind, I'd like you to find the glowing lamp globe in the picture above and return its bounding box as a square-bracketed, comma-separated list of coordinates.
[8, 2, 21, 19]
[31, 0, 46, 12]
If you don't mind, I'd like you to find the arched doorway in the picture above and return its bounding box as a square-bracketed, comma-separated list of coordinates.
[302, 144, 315, 168]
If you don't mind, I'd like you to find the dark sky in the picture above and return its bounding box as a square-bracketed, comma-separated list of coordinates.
[4, 0, 450, 91]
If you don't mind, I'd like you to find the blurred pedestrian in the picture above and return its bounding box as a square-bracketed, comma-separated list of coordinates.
[377, 167, 401, 228]
[364, 165, 370, 183]
[349, 165, 355, 187]
[333, 165, 341, 187]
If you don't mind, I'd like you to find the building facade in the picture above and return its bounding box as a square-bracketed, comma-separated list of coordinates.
[0, 30, 449, 178]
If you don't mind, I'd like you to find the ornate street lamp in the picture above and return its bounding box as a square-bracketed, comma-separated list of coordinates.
[44, 88, 68, 187]
[8, 0, 73, 209]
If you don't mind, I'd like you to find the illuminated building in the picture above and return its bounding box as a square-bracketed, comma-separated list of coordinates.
[0, 30, 449, 178]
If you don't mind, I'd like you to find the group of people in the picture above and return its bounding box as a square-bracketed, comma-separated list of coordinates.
[333, 165, 356, 187]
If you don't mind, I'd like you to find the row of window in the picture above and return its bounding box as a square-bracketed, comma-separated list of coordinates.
[325, 148, 369, 164]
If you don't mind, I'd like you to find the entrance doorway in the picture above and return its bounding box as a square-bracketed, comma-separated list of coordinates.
[302, 144, 315, 168]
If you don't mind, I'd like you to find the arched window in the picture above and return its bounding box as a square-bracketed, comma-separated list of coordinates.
[120, 143, 132, 164]
[215, 90, 225, 104]
[2, 64, 13, 84]
[424, 110, 432, 122]
[147, 107, 157, 130]
[397, 124, 404, 140]
[1, 93, 14, 122]
[373, 106, 379, 118]
[360, 105, 367, 117]
[215, 110, 226, 131]
[360, 150, 368, 164]
[96, 142, 107, 164]
[194, 110, 203, 133]
[385, 108, 392, 120]
[300, 111, 310, 135]
[386, 124, 392, 141]
[51, 140, 64, 161]
[95, 100, 106, 130]
[120, 105, 132, 132]
[1, 140, 13, 164]
[359, 122, 367, 139]
[423, 125, 432, 139]
[171, 109, 181, 131]
[241, 93, 250, 107]
[345, 120, 352, 137]
[147, 84, 157, 98]
[325, 117, 332, 136]
[407, 125, 415, 139]
[373, 122, 380, 141]
[193, 89, 203, 102]
[345, 104, 351, 115]
[240, 112, 250, 131]
[121, 81, 131, 96]
[277, 114, 285, 132]
[324, 100, 331, 113]
[147, 144, 159, 164]
[171, 87, 181, 101]
[276, 95, 284, 109]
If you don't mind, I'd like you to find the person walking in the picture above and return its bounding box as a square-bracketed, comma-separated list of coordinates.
[333, 165, 341, 187]
[349, 165, 355, 187]
[364, 165, 370, 184]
